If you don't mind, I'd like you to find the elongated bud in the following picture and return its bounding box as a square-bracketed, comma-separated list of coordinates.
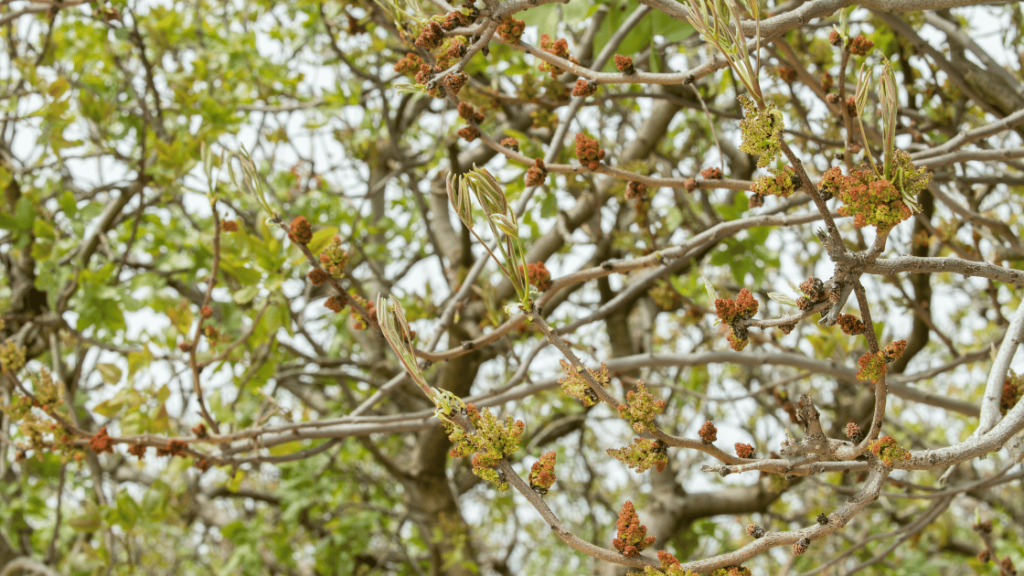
[446, 171, 474, 229]
[879, 59, 898, 178]
[469, 167, 507, 215]
[490, 213, 518, 238]
[201, 142, 214, 181]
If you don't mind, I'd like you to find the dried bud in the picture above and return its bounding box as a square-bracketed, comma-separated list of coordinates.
[288, 216, 313, 245]
[746, 524, 765, 539]
[792, 537, 809, 556]
[614, 54, 635, 74]
[572, 79, 598, 97]
[698, 420, 717, 443]
[324, 295, 346, 313]
[850, 34, 874, 56]
[127, 444, 146, 461]
[308, 268, 329, 286]
[700, 167, 723, 179]
[816, 513, 829, 525]
[89, 427, 115, 454]
[846, 421, 863, 443]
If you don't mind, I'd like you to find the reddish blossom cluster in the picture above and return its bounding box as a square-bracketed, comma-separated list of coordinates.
[857, 351, 888, 382]
[625, 181, 647, 201]
[869, 435, 910, 466]
[1001, 376, 1023, 415]
[752, 166, 799, 198]
[538, 34, 577, 77]
[446, 403, 525, 491]
[845, 96, 858, 116]
[735, 443, 754, 458]
[700, 167, 723, 179]
[883, 339, 907, 363]
[529, 451, 557, 494]
[829, 30, 842, 46]
[319, 236, 349, 277]
[394, 52, 423, 76]
[821, 71, 834, 93]
[127, 443, 146, 460]
[288, 216, 313, 245]
[414, 21, 444, 50]
[613, 501, 656, 557]
[778, 66, 796, 83]
[748, 193, 764, 209]
[195, 458, 213, 472]
[444, 72, 468, 95]
[615, 54, 635, 74]
[442, 10, 470, 30]
[846, 421, 863, 443]
[308, 268, 329, 286]
[837, 313, 866, 335]
[617, 381, 666, 434]
[501, 137, 519, 151]
[457, 126, 479, 142]
[441, 38, 466, 67]
[324, 295, 346, 313]
[457, 102, 484, 123]
[572, 79, 597, 97]
[574, 133, 605, 170]
[792, 537, 810, 556]
[716, 289, 759, 351]
[413, 64, 436, 87]
[850, 34, 874, 56]
[157, 439, 187, 457]
[191, 423, 208, 438]
[746, 524, 765, 538]
[497, 17, 525, 43]
[715, 289, 759, 324]
[698, 420, 717, 443]
[557, 359, 606, 406]
[524, 261, 552, 291]
[525, 158, 547, 186]
[221, 220, 239, 232]
[799, 277, 825, 302]
[201, 305, 213, 319]
[607, 438, 668, 473]
[89, 426, 114, 454]
[819, 156, 931, 230]
[683, 178, 697, 191]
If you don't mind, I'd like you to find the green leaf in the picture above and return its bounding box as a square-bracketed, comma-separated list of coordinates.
[32, 218, 55, 240]
[305, 226, 338, 258]
[115, 490, 141, 529]
[59, 191, 78, 217]
[0, 197, 34, 231]
[652, 12, 694, 43]
[97, 363, 122, 385]
[233, 285, 260, 305]
[47, 77, 70, 99]
[69, 501, 103, 533]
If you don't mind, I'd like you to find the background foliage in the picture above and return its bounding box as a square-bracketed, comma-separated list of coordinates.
[2, 0, 1024, 574]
